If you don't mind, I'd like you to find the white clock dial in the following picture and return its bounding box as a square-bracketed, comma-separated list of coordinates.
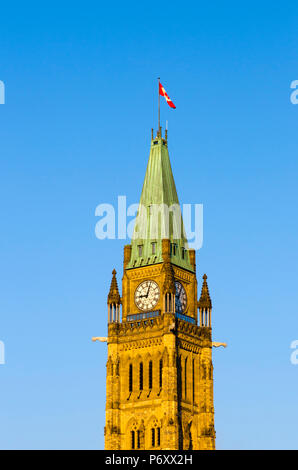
[175, 281, 187, 313]
[134, 280, 160, 311]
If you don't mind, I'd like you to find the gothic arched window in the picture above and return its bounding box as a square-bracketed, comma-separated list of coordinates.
[131, 430, 135, 449]
[139, 362, 143, 391]
[185, 357, 188, 399]
[192, 359, 195, 403]
[149, 361, 153, 389]
[159, 359, 163, 389]
[151, 428, 155, 447]
[129, 364, 133, 392]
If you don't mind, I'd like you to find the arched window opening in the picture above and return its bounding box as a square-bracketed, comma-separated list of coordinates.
[159, 359, 163, 389]
[139, 362, 143, 391]
[137, 430, 141, 449]
[157, 427, 161, 446]
[149, 361, 153, 390]
[192, 359, 195, 403]
[131, 430, 135, 449]
[151, 428, 155, 447]
[179, 357, 183, 398]
[129, 364, 133, 392]
[185, 358, 188, 399]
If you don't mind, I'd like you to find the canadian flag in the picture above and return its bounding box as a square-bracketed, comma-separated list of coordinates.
[159, 82, 176, 109]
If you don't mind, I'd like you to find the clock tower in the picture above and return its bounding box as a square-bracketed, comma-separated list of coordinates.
[104, 128, 216, 450]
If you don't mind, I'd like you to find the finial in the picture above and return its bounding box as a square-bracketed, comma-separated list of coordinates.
[151, 128, 153, 140]
[203, 274, 207, 280]
[156, 126, 162, 139]
[165, 129, 168, 142]
[112, 269, 116, 275]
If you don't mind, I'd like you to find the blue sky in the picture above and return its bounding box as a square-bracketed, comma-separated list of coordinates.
[0, 0, 298, 449]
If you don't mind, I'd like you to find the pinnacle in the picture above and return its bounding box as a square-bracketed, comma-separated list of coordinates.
[198, 274, 212, 309]
[162, 262, 175, 294]
[108, 269, 121, 305]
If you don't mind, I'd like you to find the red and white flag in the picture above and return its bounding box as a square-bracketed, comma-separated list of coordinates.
[159, 82, 176, 109]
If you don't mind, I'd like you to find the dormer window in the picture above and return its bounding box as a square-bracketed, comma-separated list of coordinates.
[170, 243, 177, 256]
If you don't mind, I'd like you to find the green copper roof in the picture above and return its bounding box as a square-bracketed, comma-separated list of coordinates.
[126, 133, 194, 272]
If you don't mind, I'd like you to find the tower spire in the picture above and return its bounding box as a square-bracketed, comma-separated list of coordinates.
[126, 134, 193, 272]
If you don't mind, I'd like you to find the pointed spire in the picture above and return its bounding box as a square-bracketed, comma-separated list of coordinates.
[126, 133, 194, 272]
[198, 274, 212, 309]
[107, 269, 121, 305]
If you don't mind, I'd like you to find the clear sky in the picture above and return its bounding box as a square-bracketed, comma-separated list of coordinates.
[0, 0, 298, 450]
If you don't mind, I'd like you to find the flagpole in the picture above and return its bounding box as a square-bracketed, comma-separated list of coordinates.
[158, 77, 160, 135]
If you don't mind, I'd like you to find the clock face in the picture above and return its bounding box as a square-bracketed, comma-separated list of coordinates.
[135, 280, 160, 311]
[175, 281, 187, 313]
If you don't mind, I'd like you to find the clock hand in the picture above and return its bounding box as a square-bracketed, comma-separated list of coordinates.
[146, 282, 151, 297]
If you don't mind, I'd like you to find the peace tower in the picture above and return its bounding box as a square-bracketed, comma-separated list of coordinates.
[104, 128, 216, 450]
